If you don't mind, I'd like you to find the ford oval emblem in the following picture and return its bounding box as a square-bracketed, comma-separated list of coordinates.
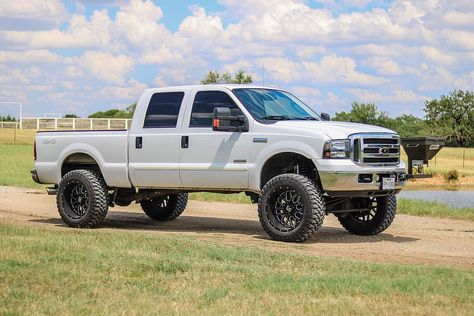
[379, 147, 390, 155]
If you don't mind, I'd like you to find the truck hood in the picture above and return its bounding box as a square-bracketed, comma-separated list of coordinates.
[272, 120, 396, 139]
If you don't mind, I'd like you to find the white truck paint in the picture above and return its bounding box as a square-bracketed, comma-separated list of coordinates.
[33, 84, 407, 242]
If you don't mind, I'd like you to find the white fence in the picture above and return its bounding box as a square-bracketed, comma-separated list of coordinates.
[0, 118, 132, 130]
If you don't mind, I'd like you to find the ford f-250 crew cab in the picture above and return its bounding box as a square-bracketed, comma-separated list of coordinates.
[32, 85, 407, 242]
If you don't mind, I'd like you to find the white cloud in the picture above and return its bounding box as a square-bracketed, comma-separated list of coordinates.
[179, 7, 224, 41]
[0, 49, 63, 64]
[0, 10, 112, 49]
[302, 56, 383, 85]
[346, 88, 430, 105]
[0, 0, 68, 29]
[114, 0, 169, 50]
[97, 79, 148, 100]
[76, 51, 134, 85]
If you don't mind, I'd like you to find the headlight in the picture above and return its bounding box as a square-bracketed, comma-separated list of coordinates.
[323, 139, 350, 159]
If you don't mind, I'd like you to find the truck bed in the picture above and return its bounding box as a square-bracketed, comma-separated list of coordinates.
[35, 130, 131, 187]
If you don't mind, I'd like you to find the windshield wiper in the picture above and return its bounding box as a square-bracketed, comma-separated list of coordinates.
[292, 116, 317, 121]
[260, 115, 293, 120]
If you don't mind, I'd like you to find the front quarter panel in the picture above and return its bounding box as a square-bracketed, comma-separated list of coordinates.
[249, 128, 328, 190]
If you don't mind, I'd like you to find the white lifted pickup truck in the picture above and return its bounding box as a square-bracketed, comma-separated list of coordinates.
[33, 85, 406, 242]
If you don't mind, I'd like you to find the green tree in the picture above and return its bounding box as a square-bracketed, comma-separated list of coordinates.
[63, 114, 80, 118]
[233, 70, 253, 84]
[424, 90, 474, 147]
[88, 102, 137, 119]
[334, 102, 391, 127]
[0, 115, 16, 122]
[391, 114, 429, 138]
[201, 70, 253, 84]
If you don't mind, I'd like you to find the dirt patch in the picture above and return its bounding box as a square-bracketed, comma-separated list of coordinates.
[0, 186, 473, 268]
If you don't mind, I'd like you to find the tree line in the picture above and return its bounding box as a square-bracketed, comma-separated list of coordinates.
[0, 115, 17, 122]
[334, 90, 473, 147]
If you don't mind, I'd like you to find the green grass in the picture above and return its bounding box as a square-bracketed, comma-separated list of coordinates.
[0, 144, 42, 188]
[401, 146, 474, 176]
[190, 192, 251, 204]
[0, 128, 36, 145]
[0, 221, 473, 315]
[398, 199, 474, 221]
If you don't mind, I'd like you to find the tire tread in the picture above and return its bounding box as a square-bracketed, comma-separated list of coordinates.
[258, 174, 325, 242]
[57, 169, 108, 228]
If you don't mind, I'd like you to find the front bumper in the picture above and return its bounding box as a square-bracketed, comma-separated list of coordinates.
[315, 159, 407, 197]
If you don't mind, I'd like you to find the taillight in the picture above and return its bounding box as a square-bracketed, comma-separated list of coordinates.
[34, 141, 37, 161]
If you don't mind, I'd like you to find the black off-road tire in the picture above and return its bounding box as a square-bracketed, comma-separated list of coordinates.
[338, 195, 396, 235]
[258, 174, 325, 242]
[57, 169, 109, 228]
[140, 193, 188, 221]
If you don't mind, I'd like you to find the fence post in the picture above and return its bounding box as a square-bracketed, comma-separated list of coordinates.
[107, 119, 111, 130]
[463, 149, 465, 168]
[36, 118, 40, 130]
[125, 119, 128, 129]
[90, 119, 93, 130]
[72, 118, 76, 130]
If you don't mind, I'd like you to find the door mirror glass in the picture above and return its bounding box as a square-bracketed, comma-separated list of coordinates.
[321, 112, 331, 121]
[212, 107, 248, 132]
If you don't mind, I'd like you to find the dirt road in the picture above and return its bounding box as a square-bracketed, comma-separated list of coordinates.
[1, 186, 473, 268]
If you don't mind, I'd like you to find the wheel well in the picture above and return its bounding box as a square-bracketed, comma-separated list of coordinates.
[260, 152, 320, 189]
[61, 153, 102, 178]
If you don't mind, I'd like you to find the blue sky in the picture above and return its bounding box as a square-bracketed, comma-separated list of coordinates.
[0, 0, 473, 118]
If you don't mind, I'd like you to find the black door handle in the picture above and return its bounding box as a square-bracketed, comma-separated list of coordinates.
[181, 136, 189, 148]
[135, 136, 143, 149]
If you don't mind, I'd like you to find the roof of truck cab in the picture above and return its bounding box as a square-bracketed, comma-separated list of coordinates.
[144, 84, 280, 92]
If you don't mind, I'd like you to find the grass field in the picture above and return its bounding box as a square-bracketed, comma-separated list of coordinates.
[0, 221, 472, 315]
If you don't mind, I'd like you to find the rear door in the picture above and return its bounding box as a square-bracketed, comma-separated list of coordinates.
[179, 88, 251, 189]
[128, 90, 188, 188]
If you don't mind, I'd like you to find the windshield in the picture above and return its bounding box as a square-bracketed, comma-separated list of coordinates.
[232, 88, 320, 121]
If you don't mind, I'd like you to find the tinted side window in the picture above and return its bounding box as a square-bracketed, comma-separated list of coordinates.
[143, 92, 184, 128]
[190, 91, 242, 127]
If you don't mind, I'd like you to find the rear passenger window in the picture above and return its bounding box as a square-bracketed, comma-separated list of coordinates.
[144, 92, 184, 128]
[190, 91, 243, 127]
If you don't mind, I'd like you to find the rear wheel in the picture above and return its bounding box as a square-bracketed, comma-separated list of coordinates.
[140, 193, 188, 221]
[258, 174, 325, 242]
[57, 169, 109, 228]
[337, 195, 396, 235]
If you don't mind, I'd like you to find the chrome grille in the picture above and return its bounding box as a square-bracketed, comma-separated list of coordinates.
[350, 133, 400, 165]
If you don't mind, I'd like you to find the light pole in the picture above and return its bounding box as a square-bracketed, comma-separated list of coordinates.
[0, 101, 23, 129]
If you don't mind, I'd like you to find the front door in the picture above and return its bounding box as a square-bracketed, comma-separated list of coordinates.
[179, 90, 250, 189]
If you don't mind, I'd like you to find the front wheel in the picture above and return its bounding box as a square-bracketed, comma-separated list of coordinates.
[258, 174, 325, 242]
[337, 195, 397, 235]
[140, 193, 188, 221]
